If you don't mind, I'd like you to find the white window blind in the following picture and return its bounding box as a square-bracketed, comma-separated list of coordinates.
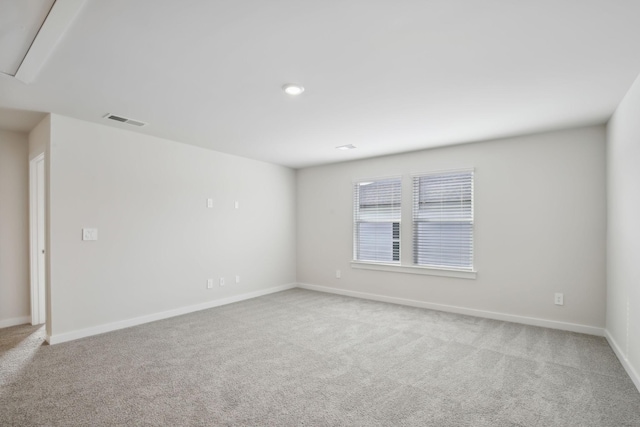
[413, 171, 473, 270]
[354, 178, 401, 263]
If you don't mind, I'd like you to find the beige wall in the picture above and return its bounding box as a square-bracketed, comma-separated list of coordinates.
[0, 130, 30, 327]
[607, 73, 640, 389]
[297, 126, 606, 331]
[47, 115, 296, 338]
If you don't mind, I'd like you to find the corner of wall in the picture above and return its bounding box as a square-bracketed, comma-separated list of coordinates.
[605, 329, 640, 393]
[605, 70, 640, 394]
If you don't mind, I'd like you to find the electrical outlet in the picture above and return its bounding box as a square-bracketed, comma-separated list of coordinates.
[207, 198, 213, 208]
[234, 201, 239, 209]
[235, 275, 240, 284]
[336, 269, 341, 279]
[219, 277, 225, 286]
[207, 279, 213, 289]
[554, 293, 564, 306]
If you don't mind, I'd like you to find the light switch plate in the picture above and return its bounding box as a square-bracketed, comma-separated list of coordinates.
[82, 228, 98, 241]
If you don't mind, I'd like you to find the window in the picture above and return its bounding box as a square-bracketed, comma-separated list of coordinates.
[353, 178, 401, 263]
[413, 171, 473, 270]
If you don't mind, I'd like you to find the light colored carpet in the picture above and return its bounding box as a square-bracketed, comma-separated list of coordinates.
[1, 288, 639, 426]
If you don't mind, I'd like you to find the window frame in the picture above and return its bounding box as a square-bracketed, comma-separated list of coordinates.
[412, 169, 475, 272]
[352, 176, 402, 265]
[350, 170, 477, 280]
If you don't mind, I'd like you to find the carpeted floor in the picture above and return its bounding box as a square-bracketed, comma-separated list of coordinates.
[1, 289, 639, 426]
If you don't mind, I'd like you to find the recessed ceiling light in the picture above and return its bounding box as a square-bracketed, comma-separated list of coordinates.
[336, 144, 356, 150]
[282, 83, 304, 95]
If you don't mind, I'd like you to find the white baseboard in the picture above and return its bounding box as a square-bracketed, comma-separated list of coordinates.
[297, 283, 605, 336]
[0, 316, 31, 329]
[47, 283, 297, 345]
[605, 330, 640, 393]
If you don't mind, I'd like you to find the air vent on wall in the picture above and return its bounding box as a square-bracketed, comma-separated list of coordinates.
[104, 113, 147, 127]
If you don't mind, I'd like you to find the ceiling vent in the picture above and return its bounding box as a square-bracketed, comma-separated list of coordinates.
[104, 113, 146, 127]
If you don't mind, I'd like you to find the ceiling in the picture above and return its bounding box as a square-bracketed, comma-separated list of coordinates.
[1, 0, 640, 168]
[0, 0, 55, 76]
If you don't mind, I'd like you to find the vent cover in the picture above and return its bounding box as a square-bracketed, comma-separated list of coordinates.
[104, 114, 146, 127]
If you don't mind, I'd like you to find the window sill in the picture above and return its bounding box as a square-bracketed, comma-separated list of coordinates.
[350, 261, 477, 280]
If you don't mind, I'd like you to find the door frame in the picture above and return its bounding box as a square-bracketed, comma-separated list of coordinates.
[29, 153, 46, 325]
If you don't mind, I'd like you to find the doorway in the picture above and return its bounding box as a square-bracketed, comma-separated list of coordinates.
[29, 153, 45, 325]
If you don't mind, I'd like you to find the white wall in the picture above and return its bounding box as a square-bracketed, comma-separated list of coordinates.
[29, 115, 49, 160]
[607, 74, 640, 390]
[0, 130, 30, 328]
[297, 126, 606, 332]
[47, 115, 296, 340]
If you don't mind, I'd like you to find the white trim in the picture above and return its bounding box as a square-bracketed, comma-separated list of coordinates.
[29, 154, 38, 324]
[297, 283, 604, 336]
[46, 283, 296, 345]
[0, 316, 31, 329]
[352, 174, 403, 185]
[605, 329, 640, 393]
[29, 153, 46, 325]
[410, 167, 475, 177]
[351, 261, 477, 279]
